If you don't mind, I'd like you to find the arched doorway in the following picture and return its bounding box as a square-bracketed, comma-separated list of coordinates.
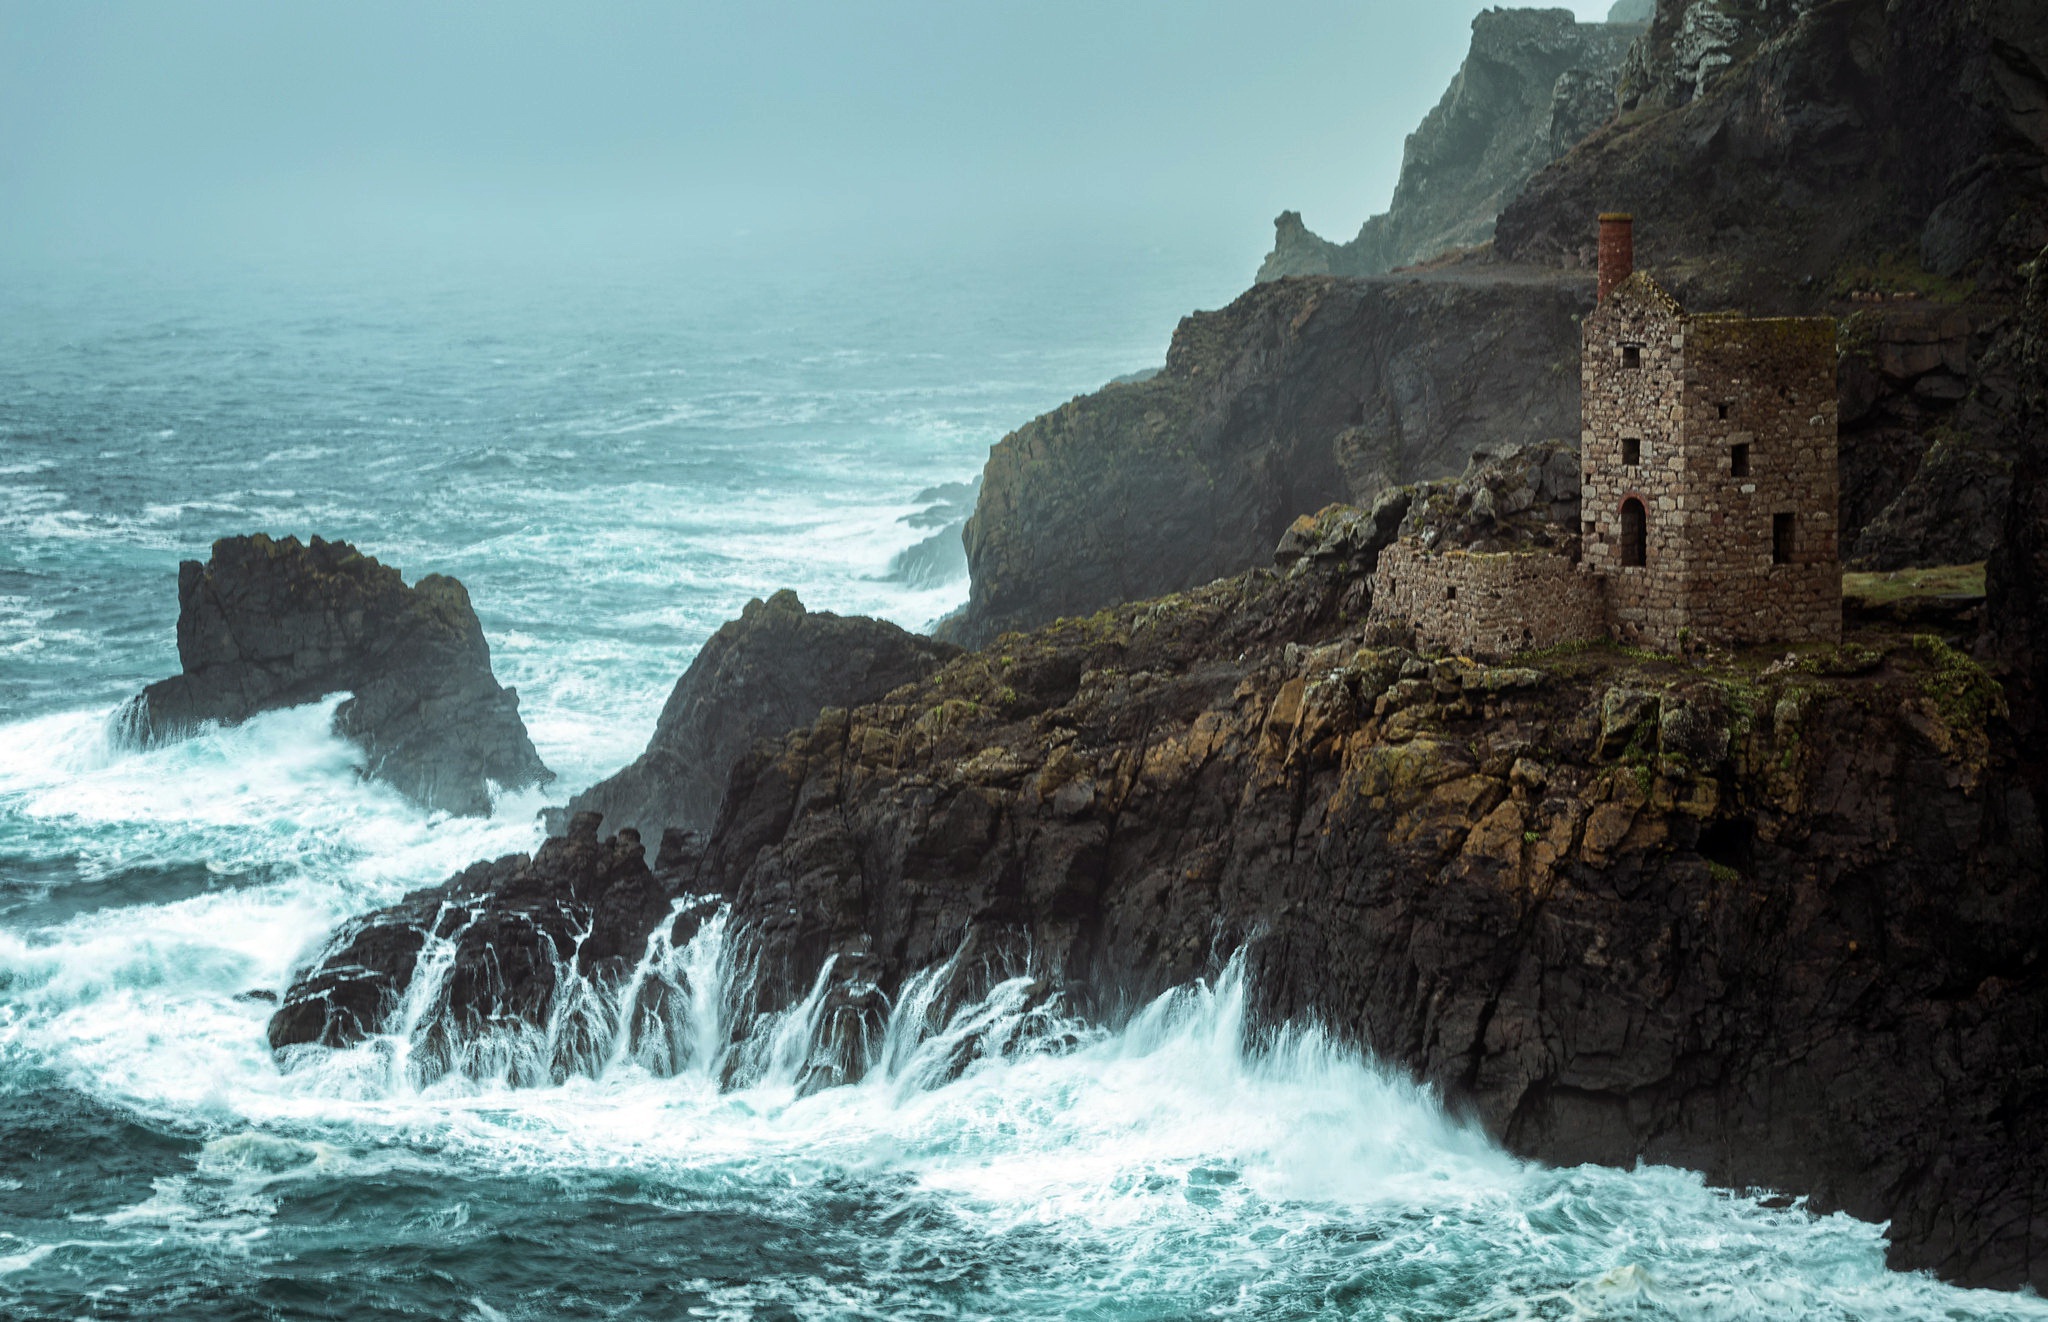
[1620, 498, 1647, 568]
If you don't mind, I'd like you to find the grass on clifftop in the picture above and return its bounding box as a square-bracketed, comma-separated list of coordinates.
[1842, 562, 1985, 604]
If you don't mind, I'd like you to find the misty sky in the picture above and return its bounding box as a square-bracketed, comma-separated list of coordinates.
[0, 2, 1620, 272]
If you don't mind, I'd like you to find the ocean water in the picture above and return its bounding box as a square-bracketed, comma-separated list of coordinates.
[1, 236, 2042, 1320]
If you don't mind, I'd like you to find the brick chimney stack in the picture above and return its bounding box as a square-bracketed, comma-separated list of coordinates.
[1597, 213, 1634, 302]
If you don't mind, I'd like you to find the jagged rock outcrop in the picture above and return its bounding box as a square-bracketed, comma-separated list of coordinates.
[938, 269, 1591, 647]
[1257, 9, 1642, 282]
[1496, 0, 2048, 309]
[129, 534, 550, 816]
[711, 512, 2047, 1290]
[559, 590, 958, 843]
[268, 812, 725, 1085]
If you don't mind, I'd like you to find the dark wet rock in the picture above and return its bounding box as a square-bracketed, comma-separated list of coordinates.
[129, 534, 550, 816]
[938, 271, 1591, 647]
[558, 590, 958, 843]
[1259, 9, 1642, 281]
[269, 813, 725, 1084]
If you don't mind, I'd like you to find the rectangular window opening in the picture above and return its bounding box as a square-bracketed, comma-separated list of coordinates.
[1717, 402, 1731, 420]
[1622, 344, 1643, 369]
[1773, 512, 1796, 565]
[1731, 443, 1751, 478]
[1446, 585, 1458, 602]
[1622, 437, 1641, 467]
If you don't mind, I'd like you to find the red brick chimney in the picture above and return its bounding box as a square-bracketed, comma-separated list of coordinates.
[1597, 213, 1634, 302]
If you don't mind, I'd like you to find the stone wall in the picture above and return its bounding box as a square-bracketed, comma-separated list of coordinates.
[1581, 273, 1689, 642]
[1369, 541, 1606, 659]
[1580, 273, 1842, 649]
[1677, 314, 1842, 644]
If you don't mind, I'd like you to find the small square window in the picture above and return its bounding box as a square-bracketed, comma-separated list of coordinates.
[1622, 437, 1641, 466]
[1731, 443, 1751, 477]
[1446, 585, 1458, 602]
[1622, 345, 1643, 369]
[1717, 402, 1731, 420]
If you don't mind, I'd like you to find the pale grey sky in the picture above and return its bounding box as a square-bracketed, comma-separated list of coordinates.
[0, 2, 1627, 269]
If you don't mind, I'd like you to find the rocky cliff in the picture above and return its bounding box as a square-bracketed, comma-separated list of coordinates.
[1495, 0, 2048, 309]
[1258, 9, 1643, 282]
[129, 534, 550, 816]
[1986, 246, 2048, 743]
[558, 590, 957, 843]
[938, 268, 1592, 647]
[273, 474, 2045, 1288]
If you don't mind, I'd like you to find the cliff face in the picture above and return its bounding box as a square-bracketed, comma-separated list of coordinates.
[1985, 245, 2048, 741]
[939, 270, 1592, 647]
[1258, 9, 1643, 282]
[559, 590, 957, 843]
[130, 534, 550, 816]
[960, 0, 2046, 641]
[1496, 0, 2048, 309]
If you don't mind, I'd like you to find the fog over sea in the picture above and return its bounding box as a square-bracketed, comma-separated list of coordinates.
[1, 235, 2043, 1320]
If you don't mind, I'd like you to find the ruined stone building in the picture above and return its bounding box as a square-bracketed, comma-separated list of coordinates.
[1369, 214, 1842, 657]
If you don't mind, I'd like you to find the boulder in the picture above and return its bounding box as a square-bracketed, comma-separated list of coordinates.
[129, 535, 550, 816]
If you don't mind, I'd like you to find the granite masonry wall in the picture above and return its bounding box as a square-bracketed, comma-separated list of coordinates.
[1580, 273, 1841, 649]
[1371, 542, 1606, 659]
[1678, 314, 1842, 643]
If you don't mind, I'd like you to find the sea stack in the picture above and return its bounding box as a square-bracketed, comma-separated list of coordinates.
[130, 533, 552, 816]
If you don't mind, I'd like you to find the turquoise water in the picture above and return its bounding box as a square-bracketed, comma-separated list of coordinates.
[1, 236, 2042, 1319]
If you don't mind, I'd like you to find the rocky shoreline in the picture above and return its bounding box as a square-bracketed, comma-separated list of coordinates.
[251, 0, 2048, 1291]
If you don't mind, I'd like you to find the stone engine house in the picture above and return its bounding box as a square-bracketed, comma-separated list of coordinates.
[1369, 215, 1842, 657]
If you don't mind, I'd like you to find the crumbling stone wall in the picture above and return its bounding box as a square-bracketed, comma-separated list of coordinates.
[1371, 542, 1605, 659]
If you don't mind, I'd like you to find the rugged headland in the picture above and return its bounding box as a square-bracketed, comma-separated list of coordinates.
[939, 0, 2048, 648]
[939, 268, 1591, 648]
[263, 0, 2048, 1293]
[130, 534, 550, 816]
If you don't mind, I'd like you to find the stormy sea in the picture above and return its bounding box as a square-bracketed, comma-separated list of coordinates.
[2, 235, 2041, 1321]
